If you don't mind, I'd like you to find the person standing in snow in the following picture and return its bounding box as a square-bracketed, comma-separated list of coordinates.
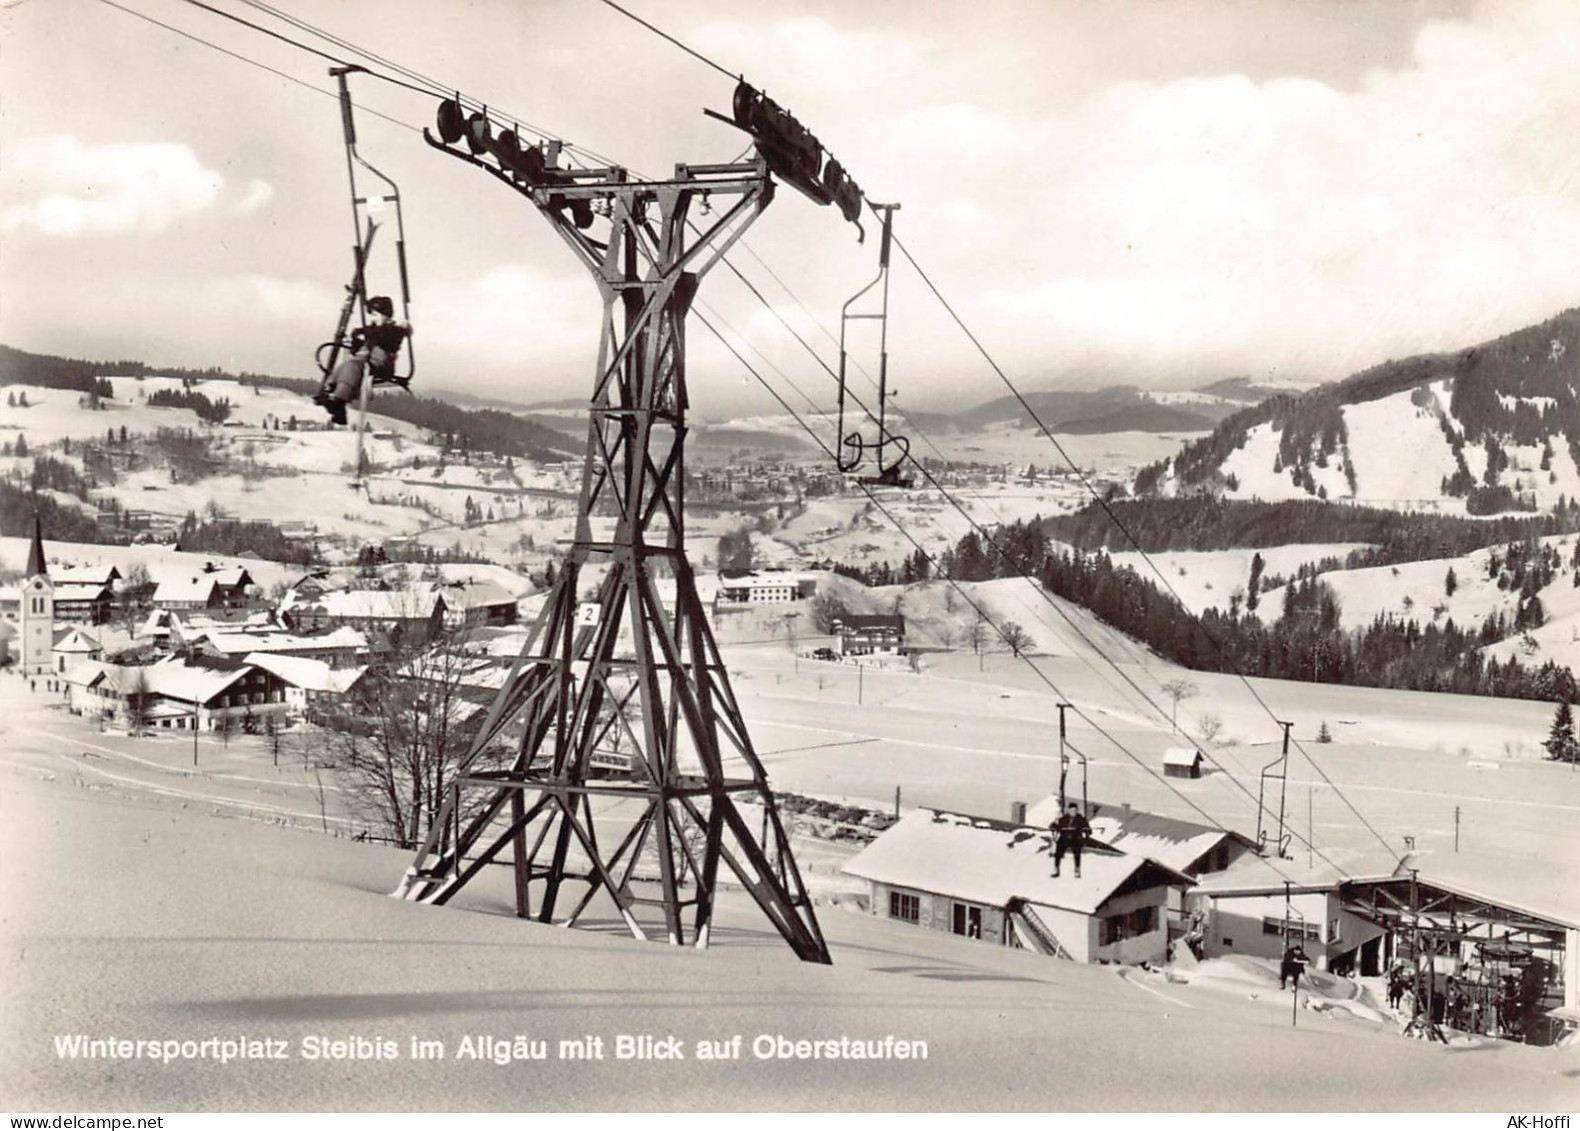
[1387, 962, 1408, 1010]
[1280, 941, 1310, 990]
[1051, 802, 1090, 878]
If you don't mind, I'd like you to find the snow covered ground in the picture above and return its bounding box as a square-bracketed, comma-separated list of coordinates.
[3, 597, 1580, 1109]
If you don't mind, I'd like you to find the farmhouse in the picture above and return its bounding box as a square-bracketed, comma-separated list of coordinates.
[831, 613, 905, 657]
[439, 579, 520, 630]
[843, 808, 1192, 964]
[191, 624, 368, 667]
[49, 580, 114, 625]
[152, 567, 254, 612]
[244, 652, 366, 712]
[63, 656, 289, 731]
[283, 584, 446, 646]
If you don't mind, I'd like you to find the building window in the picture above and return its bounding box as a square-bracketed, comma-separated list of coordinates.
[888, 891, 920, 924]
[1100, 905, 1158, 946]
[1328, 918, 1341, 943]
[951, 903, 983, 939]
[1261, 916, 1320, 942]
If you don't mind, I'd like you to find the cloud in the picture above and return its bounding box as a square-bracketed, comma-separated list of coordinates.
[900, 0, 1580, 384]
[0, 135, 229, 237]
[691, 16, 918, 94]
[420, 263, 599, 372]
[234, 179, 275, 216]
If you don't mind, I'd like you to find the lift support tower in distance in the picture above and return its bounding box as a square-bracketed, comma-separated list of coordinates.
[395, 122, 830, 964]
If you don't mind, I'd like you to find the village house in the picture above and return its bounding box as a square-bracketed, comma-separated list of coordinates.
[843, 808, 1193, 964]
[831, 613, 905, 657]
[1026, 797, 1260, 933]
[63, 655, 290, 732]
[52, 627, 104, 674]
[1189, 856, 1392, 977]
[439, 579, 520, 631]
[283, 584, 447, 648]
[48, 564, 122, 625]
[1025, 798, 1258, 880]
[190, 624, 368, 668]
[715, 570, 814, 605]
[151, 566, 254, 612]
[244, 652, 367, 713]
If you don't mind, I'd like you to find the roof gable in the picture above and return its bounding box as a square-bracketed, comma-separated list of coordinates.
[842, 808, 1191, 915]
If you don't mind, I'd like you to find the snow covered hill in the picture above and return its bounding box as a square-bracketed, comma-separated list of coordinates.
[1143, 306, 1580, 517]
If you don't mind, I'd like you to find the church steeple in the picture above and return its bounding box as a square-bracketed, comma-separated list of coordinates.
[25, 512, 46, 579]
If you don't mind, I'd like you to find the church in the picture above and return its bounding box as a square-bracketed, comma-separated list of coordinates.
[18, 514, 54, 676]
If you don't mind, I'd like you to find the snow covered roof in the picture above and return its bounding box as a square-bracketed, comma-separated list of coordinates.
[835, 614, 905, 630]
[1396, 851, 1580, 931]
[1192, 852, 1399, 897]
[1024, 797, 1257, 875]
[315, 585, 445, 620]
[53, 627, 102, 653]
[198, 626, 367, 656]
[842, 808, 1193, 916]
[153, 576, 219, 604]
[1162, 747, 1204, 768]
[203, 567, 252, 588]
[52, 564, 122, 585]
[142, 658, 252, 704]
[244, 653, 365, 695]
[51, 581, 113, 602]
[443, 580, 518, 609]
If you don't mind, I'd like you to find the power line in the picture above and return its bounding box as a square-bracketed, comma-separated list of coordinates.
[93, 0, 419, 135]
[695, 306, 1348, 883]
[593, 0, 739, 83]
[120, 0, 1383, 862]
[888, 231, 1399, 859]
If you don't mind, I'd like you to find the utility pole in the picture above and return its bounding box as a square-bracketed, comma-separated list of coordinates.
[1454, 805, 1460, 853]
[857, 662, 863, 707]
[893, 785, 901, 819]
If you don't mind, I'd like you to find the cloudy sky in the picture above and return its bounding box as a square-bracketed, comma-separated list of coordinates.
[4, 0, 1579, 417]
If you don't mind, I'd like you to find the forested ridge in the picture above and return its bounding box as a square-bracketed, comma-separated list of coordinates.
[844, 516, 1580, 704]
[1136, 307, 1580, 502]
[0, 344, 578, 463]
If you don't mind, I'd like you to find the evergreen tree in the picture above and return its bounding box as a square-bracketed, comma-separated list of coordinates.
[1544, 700, 1577, 763]
[1246, 552, 1265, 612]
[1445, 567, 1458, 597]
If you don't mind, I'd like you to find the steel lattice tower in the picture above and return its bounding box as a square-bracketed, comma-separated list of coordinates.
[394, 153, 830, 963]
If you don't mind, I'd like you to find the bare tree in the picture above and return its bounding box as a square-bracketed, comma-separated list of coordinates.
[325, 625, 500, 849]
[1000, 621, 1032, 658]
[810, 592, 850, 634]
[966, 614, 989, 656]
[1197, 713, 1223, 746]
[1160, 678, 1198, 734]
